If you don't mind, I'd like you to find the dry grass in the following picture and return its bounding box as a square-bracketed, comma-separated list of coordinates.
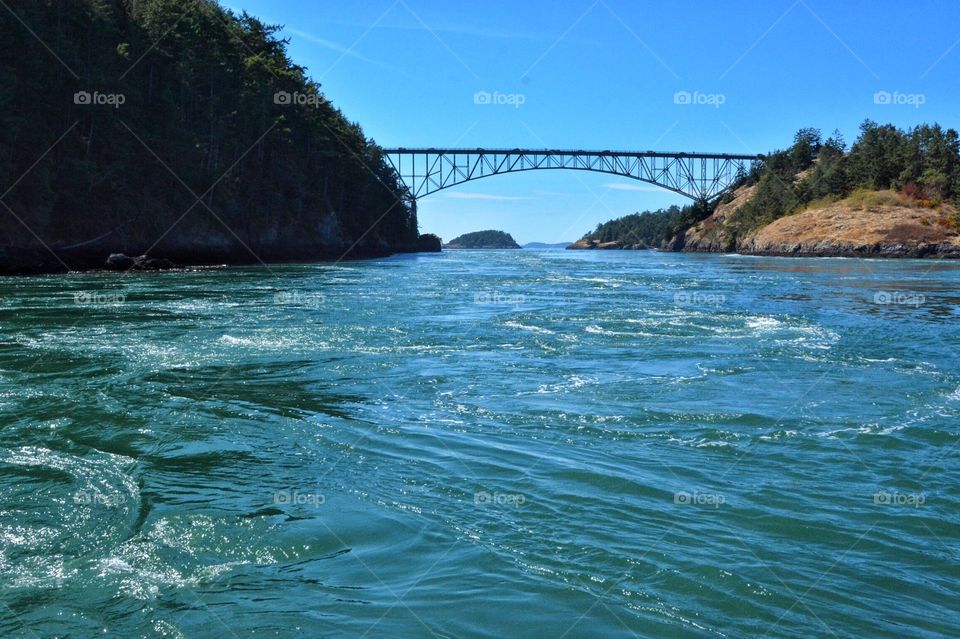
[750, 198, 960, 249]
[846, 188, 907, 211]
[798, 194, 843, 212]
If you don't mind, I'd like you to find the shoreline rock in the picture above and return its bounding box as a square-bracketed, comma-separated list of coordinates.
[104, 254, 178, 271]
[0, 240, 445, 276]
[567, 239, 651, 250]
[731, 240, 960, 259]
[416, 234, 442, 252]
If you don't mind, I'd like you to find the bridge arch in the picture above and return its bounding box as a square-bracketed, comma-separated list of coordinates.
[383, 148, 763, 203]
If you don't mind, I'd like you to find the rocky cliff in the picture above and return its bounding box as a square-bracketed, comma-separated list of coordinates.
[675, 186, 960, 258]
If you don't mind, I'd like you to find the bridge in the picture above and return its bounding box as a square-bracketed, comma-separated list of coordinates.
[383, 148, 764, 204]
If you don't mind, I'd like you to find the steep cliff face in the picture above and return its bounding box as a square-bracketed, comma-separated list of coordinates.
[679, 185, 758, 252]
[0, 0, 422, 274]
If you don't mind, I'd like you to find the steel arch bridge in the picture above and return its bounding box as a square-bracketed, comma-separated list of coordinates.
[383, 148, 764, 203]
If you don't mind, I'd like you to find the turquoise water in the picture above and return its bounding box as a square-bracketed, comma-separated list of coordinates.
[1, 249, 959, 638]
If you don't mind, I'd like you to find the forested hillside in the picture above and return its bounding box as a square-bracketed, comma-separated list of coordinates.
[569, 205, 690, 249]
[574, 121, 960, 253]
[0, 0, 420, 272]
[720, 122, 960, 242]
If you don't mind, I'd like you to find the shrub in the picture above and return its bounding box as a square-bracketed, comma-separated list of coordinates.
[847, 188, 901, 210]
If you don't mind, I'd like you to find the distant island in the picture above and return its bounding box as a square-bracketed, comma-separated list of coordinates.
[571, 123, 960, 258]
[444, 230, 521, 249]
[523, 242, 574, 249]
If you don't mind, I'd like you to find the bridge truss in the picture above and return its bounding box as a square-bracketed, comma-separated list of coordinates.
[383, 148, 764, 203]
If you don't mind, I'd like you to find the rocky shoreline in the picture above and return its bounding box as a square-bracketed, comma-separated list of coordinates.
[568, 239, 960, 258]
[567, 239, 651, 250]
[0, 234, 443, 276]
[675, 238, 960, 259]
[569, 186, 960, 259]
[674, 196, 960, 259]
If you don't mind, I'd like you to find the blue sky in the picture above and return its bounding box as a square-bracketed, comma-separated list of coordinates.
[223, 0, 960, 244]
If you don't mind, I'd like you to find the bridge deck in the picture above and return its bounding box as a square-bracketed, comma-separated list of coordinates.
[382, 148, 763, 161]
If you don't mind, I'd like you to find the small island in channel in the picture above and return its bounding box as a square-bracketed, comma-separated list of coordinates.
[444, 230, 521, 249]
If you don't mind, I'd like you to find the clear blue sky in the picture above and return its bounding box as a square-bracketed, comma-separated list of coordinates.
[223, 0, 960, 244]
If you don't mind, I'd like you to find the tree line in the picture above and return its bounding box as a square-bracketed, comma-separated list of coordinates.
[580, 206, 688, 247]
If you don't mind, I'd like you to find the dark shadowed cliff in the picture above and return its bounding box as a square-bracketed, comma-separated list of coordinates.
[0, 0, 423, 273]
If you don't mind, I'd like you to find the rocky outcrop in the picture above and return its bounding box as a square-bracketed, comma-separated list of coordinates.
[737, 203, 960, 257]
[674, 184, 960, 259]
[105, 254, 178, 271]
[523, 242, 575, 249]
[567, 239, 651, 250]
[105, 253, 136, 270]
[678, 184, 757, 253]
[0, 219, 436, 274]
[416, 234, 442, 252]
